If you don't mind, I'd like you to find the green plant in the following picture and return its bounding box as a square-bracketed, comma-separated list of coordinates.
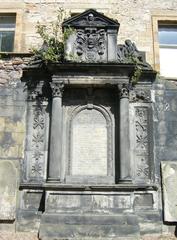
[31, 8, 75, 64]
[126, 55, 142, 84]
[63, 26, 76, 42]
[131, 65, 142, 84]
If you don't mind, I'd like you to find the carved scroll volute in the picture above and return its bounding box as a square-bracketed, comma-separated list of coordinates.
[50, 81, 64, 98]
[118, 84, 129, 99]
[28, 87, 43, 101]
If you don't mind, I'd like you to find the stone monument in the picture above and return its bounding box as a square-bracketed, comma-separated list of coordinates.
[18, 9, 159, 239]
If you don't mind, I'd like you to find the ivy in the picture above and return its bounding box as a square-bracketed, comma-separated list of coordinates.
[126, 55, 142, 84]
[131, 66, 142, 84]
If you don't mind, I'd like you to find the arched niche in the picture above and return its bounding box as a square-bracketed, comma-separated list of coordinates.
[69, 105, 113, 180]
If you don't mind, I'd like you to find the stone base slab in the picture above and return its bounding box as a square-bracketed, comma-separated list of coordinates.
[39, 213, 140, 240]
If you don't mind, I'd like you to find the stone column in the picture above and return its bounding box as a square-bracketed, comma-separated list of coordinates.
[118, 84, 132, 183]
[48, 81, 64, 182]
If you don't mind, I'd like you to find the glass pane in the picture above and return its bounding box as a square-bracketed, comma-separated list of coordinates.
[0, 31, 14, 52]
[159, 47, 177, 78]
[0, 15, 16, 29]
[158, 25, 177, 45]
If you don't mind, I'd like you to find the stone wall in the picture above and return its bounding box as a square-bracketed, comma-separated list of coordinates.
[0, 53, 176, 238]
[0, 55, 29, 230]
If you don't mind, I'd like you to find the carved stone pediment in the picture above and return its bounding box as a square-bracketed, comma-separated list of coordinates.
[62, 9, 119, 29]
[63, 9, 119, 63]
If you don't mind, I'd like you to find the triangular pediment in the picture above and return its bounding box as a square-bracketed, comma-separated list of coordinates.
[63, 9, 119, 29]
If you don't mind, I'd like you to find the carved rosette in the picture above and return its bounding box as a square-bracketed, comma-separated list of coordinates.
[50, 81, 64, 98]
[30, 102, 45, 178]
[134, 107, 150, 181]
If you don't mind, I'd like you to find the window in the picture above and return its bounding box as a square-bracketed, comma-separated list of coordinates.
[0, 14, 16, 52]
[158, 24, 177, 78]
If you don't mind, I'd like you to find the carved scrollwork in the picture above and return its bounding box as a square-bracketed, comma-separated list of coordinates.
[76, 28, 106, 62]
[28, 89, 42, 101]
[118, 84, 129, 99]
[134, 107, 150, 180]
[130, 89, 151, 102]
[50, 81, 64, 98]
[135, 108, 148, 150]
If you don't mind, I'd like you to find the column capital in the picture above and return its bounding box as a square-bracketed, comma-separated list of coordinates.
[50, 81, 64, 98]
[117, 84, 129, 99]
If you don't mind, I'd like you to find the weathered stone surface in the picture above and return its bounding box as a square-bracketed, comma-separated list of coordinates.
[0, 232, 38, 240]
[72, 108, 107, 176]
[161, 161, 177, 222]
[137, 211, 162, 235]
[0, 6, 173, 239]
[16, 210, 42, 232]
[22, 190, 44, 210]
[0, 161, 17, 220]
[134, 194, 153, 209]
[0, 57, 29, 86]
[63, 9, 119, 63]
[45, 192, 131, 213]
[39, 213, 140, 240]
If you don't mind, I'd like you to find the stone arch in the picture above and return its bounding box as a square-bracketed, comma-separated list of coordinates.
[68, 105, 113, 176]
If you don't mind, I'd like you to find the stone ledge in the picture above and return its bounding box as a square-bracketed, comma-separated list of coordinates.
[19, 183, 158, 191]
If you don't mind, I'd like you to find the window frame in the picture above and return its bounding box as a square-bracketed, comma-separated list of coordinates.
[152, 15, 177, 79]
[0, 9, 22, 53]
[0, 14, 16, 52]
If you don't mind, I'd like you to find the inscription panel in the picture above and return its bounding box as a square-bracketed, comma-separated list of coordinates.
[71, 109, 107, 176]
[46, 192, 131, 213]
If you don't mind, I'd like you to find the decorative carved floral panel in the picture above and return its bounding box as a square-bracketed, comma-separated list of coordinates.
[133, 106, 151, 182]
[24, 98, 49, 183]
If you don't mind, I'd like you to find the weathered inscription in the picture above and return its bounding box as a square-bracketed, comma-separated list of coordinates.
[72, 109, 107, 176]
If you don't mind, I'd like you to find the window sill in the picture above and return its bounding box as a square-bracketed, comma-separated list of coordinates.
[0, 51, 33, 57]
[159, 75, 177, 81]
